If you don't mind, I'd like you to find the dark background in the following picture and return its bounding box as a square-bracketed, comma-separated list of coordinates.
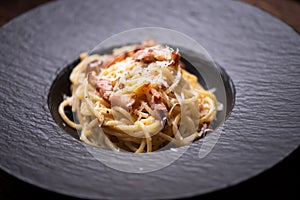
[0, 0, 299, 199]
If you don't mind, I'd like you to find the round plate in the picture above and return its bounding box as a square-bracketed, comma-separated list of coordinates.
[0, 0, 300, 199]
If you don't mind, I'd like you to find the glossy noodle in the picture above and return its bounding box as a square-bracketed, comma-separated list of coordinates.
[59, 39, 218, 153]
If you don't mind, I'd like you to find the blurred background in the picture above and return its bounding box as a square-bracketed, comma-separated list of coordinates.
[0, 0, 299, 199]
[0, 0, 299, 33]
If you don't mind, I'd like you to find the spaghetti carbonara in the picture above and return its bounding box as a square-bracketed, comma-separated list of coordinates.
[59, 39, 217, 153]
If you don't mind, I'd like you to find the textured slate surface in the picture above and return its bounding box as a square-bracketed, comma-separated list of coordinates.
[0, 0, 300, 199]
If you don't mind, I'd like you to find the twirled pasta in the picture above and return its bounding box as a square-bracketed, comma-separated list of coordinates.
[59, 39, 217, 153]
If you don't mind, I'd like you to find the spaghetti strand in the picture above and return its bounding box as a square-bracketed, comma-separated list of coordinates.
[58, 40, 218, 152]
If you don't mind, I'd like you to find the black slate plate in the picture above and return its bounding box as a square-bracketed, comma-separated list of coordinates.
[0, 0, 300, 199]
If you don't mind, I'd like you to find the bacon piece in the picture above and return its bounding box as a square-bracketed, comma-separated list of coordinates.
[85, 54, 127, 74]
[143, 85, 167, 125]
[170, 50, 180, 65]
[86, 60, 103, 74]
[104, 52, 133, 68]
[100, 55, 120, 69]
[110, 95, 136, 111]
[108, 43, 151, 67]
[86, 39, 160, 73]
[86, 54, 119, 75]
[88, 74, 113, 100]
[133, 49, 156, 63]
[133, 46, 180, 65]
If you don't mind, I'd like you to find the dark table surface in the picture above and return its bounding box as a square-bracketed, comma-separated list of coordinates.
[0, 0, 299, 199]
